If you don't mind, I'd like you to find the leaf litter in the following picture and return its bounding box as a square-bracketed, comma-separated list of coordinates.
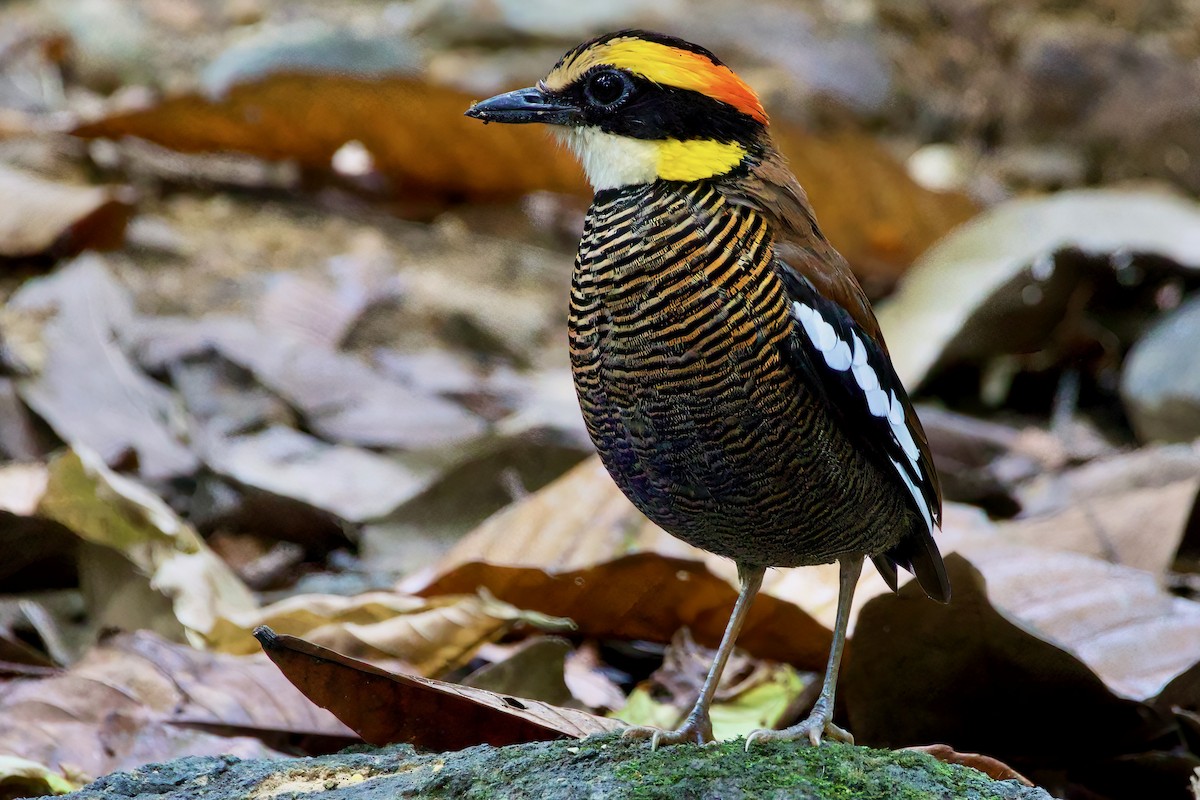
[2, 2, 1200, 798]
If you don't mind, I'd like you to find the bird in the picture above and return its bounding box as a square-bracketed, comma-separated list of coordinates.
[465, 30, 949, 750]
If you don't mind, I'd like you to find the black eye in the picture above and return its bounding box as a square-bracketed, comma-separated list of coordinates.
[585, 70, 630, 108]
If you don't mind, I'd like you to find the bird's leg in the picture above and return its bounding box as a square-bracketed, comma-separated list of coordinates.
[624, 563, 766, 748]
[746, 554, 864, 749]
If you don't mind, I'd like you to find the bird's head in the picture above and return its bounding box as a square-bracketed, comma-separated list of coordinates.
[465, 30, 770, 191]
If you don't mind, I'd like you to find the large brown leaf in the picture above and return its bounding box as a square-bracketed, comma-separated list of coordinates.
[254, 627, 622, 751]
[72, 73, 584, 202]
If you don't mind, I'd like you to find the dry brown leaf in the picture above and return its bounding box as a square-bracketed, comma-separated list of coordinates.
[255, 627, 623, 750]
[905, 744, 1033, 785]
[0, 631, 353, 781]
[72, 74, 584, 201]
[212, 591, 569, 677]
[3, 257, 199, 481]
[0, 166, 132, 259]
[1000, 478, 1200, 575]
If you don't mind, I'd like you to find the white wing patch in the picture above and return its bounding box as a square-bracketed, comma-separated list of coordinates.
[792, 300, 932, 531]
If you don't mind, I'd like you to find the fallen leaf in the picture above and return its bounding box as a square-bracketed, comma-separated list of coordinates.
[462, 637, 574, 707]
[203, 426, 430, 523]
[563, 642, 628, 713]
[73, 74, 583, 202]
[0, 166, 132, 259]
[845, 553, 1180, 762]
[614, 629, 810, 741]
[212, 590, 569, 677]
[876, 189, 1200, 388]
[35, 449, 257, 648]
[2, 257, 199, 481]
[0, 755, 77, 797]
[254, 627, 623, 750]
[1000, 478, 1200, 574]
[134, 314, 486, 452]
[904, 745, 1033, 786]
[0, 631, 352, 781]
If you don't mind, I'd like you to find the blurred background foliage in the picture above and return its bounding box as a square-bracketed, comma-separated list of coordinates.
[2, 1, 1200, 799]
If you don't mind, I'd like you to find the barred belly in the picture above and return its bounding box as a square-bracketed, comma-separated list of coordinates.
[568, 180, 915, 567]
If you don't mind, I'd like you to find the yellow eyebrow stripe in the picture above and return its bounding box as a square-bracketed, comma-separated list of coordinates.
[656, 139, 747, 182]
[547, 38, 768, 125]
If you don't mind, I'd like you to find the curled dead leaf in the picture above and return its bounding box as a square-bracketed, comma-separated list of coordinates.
[905, 744, 1033, 786]
[73, 73, 584, 202]
[254, 627, 623, 751]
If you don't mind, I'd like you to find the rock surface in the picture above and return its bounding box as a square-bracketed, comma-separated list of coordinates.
[1122, 296, 1200, 443]
[51, 734, 1053, 800]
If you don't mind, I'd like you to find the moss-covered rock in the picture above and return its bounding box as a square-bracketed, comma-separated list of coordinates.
[51, 734, 1054, 800]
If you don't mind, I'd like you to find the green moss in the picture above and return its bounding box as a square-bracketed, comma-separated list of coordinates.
[61, 733, 1050, 800]
[435, 734, 1045, 800]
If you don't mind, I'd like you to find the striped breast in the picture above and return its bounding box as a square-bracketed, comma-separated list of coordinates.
[568, 180, 918, 567]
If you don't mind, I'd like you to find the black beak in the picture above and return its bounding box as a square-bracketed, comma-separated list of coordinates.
[464, 86, 580, 125]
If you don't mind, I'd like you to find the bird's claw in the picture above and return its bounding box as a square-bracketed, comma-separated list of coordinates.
[744, 703, 853, 750]
[623, 713, 715, 749]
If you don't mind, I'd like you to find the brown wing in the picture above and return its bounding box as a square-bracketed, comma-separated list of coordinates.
[722, 152, 949, 602]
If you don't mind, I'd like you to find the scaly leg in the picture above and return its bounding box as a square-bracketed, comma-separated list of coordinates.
[624, 563, 766, 748]
[745, 554, 864, 749]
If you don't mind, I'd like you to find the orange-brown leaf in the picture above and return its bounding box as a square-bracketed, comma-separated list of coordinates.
[254, 627, 623, 751]
[72, 74, 584, 202]
[905, 744, 1033, 785]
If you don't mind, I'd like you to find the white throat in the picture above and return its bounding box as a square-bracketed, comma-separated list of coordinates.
[554, 126, 658, 191]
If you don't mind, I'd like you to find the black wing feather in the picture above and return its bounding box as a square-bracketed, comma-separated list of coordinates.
[777, 266, 949, 602]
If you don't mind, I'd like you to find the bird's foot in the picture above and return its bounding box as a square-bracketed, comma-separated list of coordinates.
[623, 711, 715, 749]
[744, 700, 853, 750]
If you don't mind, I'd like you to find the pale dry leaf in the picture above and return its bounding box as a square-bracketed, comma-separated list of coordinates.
[213, 590, 568, 677]
[4, 257, 198, 481]
[0, 463, 49, 517]
[999, 479, 1199, 575]
[36, 449, 257, 648]
[877, 190, 1200, 388]
[0, 165, 132, 259]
